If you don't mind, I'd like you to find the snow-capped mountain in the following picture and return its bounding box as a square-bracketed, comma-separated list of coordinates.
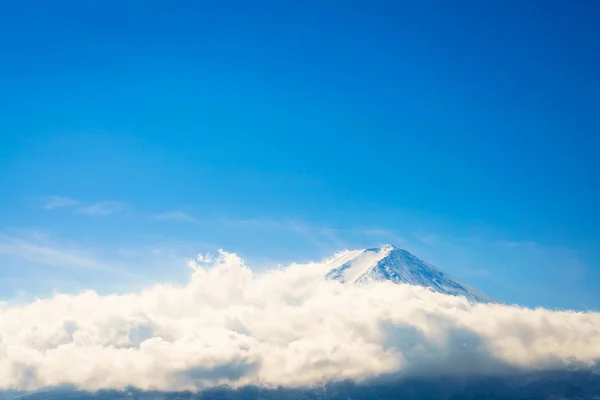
[325, 244, 495, 303]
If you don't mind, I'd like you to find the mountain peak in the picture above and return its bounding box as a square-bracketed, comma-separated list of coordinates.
[326, 245, 496, 303]
[366, 244, 397, 251]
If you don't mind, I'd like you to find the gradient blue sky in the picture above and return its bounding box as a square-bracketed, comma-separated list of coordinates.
[1, 1, 599, 310]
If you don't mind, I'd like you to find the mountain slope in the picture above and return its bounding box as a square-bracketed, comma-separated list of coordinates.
[325, 245, 496, 303]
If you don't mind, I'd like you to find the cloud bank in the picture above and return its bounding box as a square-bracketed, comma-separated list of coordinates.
[0, 250, 599, 392]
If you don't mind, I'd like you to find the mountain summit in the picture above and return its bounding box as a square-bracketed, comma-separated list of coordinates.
[325, 245, 495, 303]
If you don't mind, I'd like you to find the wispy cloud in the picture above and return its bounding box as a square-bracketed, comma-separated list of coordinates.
[317, 227, 405, 251]
[155, 211, 197, 222]
[415, 233, 438, 247]
[459, 267, 494, 278]
[43, 196, 79, 210]
[44, 196, 128, 217]
[222, 218, 292, 229]
[0, 233, 122, 273]
[0, 230, 218, 299]
[76, 201, 127, 216]
[496, 240, 537, 249]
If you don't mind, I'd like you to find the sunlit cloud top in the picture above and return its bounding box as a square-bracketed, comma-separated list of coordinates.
[1, 250, 598, 392]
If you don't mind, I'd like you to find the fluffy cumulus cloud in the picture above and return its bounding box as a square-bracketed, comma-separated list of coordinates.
[0, 251, 599, 392]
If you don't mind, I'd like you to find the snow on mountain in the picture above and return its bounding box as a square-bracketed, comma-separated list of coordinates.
[325, 245, 496, 303]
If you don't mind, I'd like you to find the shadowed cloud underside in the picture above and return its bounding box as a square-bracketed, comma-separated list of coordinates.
[0, 249, 598, 392]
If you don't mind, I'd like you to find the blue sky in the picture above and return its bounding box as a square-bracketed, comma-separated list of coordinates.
[1, 1, 599, 309]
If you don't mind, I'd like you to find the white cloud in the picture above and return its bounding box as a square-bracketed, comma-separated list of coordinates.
[194, 252, 215, 264]
[496, 240, 538, 249]
[155, 212, 197, 222]
[43, 197, 128, 217]
[0, 235, 141, 300]
[76, 202, 127, 216]
[0, 234, 113, 272]
[415, 233, 437, 247]
[43, 196, 79, 210]
[0, 250, 598, 392]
